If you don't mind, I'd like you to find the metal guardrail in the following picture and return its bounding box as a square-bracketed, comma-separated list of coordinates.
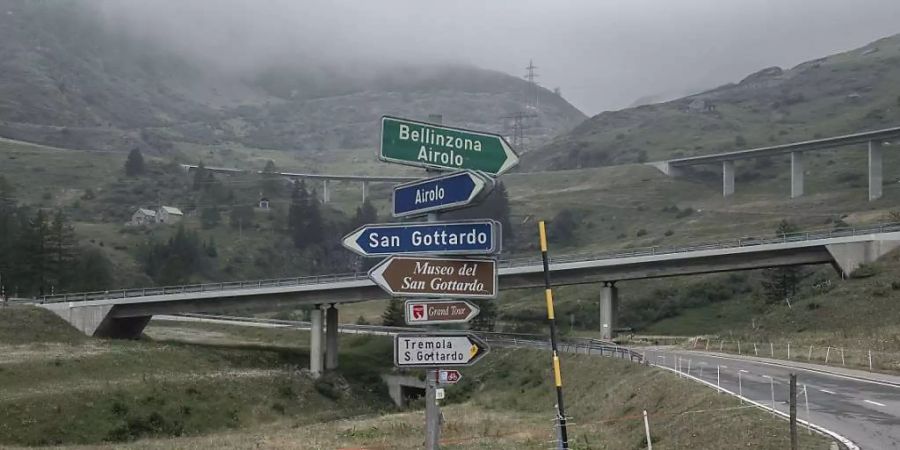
[39, 222, 900, 304]
[165, 313, 645, 363]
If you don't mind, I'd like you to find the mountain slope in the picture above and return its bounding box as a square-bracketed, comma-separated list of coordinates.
[527, 33, 900, 170]
[0, 0, 584, 153]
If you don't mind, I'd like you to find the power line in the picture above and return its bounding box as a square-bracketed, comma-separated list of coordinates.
[501, 112, 538, 153]
[525, 59, 540, 110]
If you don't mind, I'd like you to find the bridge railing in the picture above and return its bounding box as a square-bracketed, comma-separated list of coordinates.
[498, 221, 900, 268]
[39, 222, 900, 303]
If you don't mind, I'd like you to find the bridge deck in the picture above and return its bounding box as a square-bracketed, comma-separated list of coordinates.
[37, 224, 900, 314]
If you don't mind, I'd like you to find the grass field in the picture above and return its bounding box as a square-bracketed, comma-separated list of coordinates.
[0, 307, 835, 449]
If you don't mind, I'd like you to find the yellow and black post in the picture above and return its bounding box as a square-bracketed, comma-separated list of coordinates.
[539, 220, 569, 449]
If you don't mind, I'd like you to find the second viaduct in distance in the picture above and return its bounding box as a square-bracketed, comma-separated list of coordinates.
[650, 125, 900, 201]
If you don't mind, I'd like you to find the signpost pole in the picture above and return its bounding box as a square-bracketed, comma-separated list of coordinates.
[425, 114, 442, 450]
[539, 221, 570, 449]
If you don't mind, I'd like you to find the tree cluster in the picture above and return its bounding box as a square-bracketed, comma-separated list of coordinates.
[288, 180, 324, 250]
[0, 177, 112, 297]
[141, 225, 217, 285]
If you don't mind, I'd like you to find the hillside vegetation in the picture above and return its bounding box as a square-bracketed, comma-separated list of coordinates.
[0, 0, 583, 154]
[530, 33, 900, 170]
[0, 309, 831, 449]
[0, 307, 395, 447]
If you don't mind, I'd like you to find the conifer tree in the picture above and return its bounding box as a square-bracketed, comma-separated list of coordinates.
[46, 210, 77, 289]
[761, 220, 807, 304]
[381, 299, 405, 326]
[124, 148, 145, 176]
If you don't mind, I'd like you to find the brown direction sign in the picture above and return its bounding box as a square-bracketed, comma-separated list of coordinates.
[368, 255, 497, 299]
[405, 299, 480, 325]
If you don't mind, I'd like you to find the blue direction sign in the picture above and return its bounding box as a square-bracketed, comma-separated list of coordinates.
[341, 220, 501, 257]
[393, 170, 492, 218]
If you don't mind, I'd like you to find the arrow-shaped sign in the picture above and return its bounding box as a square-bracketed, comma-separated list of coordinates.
[342, 220, 501, 257]
[369, 256, 497, 299]
[405, 299, 481, 325]
[380, 116, 519, 176]
[394, 333, 490, 368]
[392, 170, 493, 218]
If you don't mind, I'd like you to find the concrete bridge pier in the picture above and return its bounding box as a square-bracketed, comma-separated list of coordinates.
[600, 282, 619, 340]
[869, 141, 883, 201]
[791, 151, 804, 198]
[325, 304, 339, 370]
[722, 161, 735, 197]
[310, 305, 325, 378]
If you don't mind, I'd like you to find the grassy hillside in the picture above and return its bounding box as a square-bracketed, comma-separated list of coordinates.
[0, 307, 394, 447]
[0, 308, 831, 449]
[7, 132, 900, 337]
[0, 0, 583, 154]
[529, 33, 900, 170]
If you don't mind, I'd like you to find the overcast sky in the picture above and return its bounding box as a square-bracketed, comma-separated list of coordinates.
[95, 0, 900, 114]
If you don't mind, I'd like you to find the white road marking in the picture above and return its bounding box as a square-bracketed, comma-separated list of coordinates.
[864, 400, 886, 407]
[820, 389, 836, 395]
[683, 351, 900, 390]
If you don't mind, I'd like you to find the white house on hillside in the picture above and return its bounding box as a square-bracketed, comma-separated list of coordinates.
[157, 206, 183, 224]
[129, 208, 157, 226]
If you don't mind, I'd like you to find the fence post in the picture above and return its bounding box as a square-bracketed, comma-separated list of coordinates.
[787, 342, 791, 360]
[790, 374, 798, 450]
[768, 376, 776, 416]
[825, 347, 831, 363]
[868, 350, 873, 371]
[738, 341, 741, 355]
[643, 410, 653, 450]
[840, 348, 845, 366]
[754, 343, 758, 356]
[770, 342, 775, 358]
[705, 339, 710, 351]
[808, 346, 813, 361]
[719, 340, 724, 352]
[803, 385, 811, 435]
[716, 365, 720, 393]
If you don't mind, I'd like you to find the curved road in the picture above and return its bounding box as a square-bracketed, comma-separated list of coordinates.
[153, 314, 899, 448]
[642, 348, 900, 449]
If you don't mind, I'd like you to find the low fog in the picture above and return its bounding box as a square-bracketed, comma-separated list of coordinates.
[93, 0, 900, 114]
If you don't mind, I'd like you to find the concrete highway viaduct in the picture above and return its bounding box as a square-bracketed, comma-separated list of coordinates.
[180, 164, 417, 204]
[36, 224, 900, 377]
[651, 126, 900, 201]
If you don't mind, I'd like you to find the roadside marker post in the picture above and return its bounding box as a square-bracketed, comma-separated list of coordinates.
[539, 220, 570, 449]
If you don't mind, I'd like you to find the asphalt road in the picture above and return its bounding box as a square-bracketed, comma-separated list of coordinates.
[642, 348, 900, 449]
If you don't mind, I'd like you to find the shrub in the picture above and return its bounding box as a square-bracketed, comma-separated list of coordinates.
[636, 229, 648, 237]
[850, 264, 878, 279]
[664, 230, 674, 236]
[676, 207, 695, 218]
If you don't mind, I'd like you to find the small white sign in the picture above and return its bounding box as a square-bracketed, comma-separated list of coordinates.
[435, 388, 445, 400]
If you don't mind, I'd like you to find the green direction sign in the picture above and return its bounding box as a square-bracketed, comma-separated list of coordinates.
[380, 116, 519, 176]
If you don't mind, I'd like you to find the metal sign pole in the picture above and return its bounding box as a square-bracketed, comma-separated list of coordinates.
[425, 114, 442, 450]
